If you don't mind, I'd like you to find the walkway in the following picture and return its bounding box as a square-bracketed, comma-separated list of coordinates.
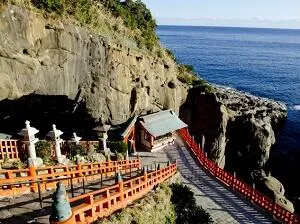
[0, 171, 139, 224]
[164, 137, 275, 224]
[0, 138, 276, 224]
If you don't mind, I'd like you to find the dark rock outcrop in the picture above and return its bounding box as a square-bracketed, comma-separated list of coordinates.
[180, 86, 287, 173]
[251, 170, 294, 213]
[180, 86, 292, 210]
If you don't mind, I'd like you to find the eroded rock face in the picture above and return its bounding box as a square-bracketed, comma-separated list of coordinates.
[0, 5, 187, 126]
[252, 170, 294, 213]
[180, 86, 287, 173]
[180, 85, 291, 207]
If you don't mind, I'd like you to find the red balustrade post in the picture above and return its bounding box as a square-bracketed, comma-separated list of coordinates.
[106, 189, 111, 209]
[76, 162, 83, 184]
[6, 170, 15, 194]
[118, 178, 124, 205]
[144, 169, 148, 187]
[204, 152, 208, 169]
[29, 166, 38, 192]
[251, 183, 255, 202]
[231, 172, 236, 189]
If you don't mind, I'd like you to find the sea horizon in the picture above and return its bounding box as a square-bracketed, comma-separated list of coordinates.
[158, 24, 300, 31]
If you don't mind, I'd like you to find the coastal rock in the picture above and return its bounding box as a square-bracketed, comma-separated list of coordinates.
[180, 85, 292, 207]
[252, 170, 294, 213]
[0, 5, 188, 131]
[180, 86, 287, 172]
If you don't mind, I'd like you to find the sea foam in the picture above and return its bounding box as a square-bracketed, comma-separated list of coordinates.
[292, 105, 300, 111]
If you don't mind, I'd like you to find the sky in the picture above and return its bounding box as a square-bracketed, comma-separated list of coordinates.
[142, 0, 300, 29]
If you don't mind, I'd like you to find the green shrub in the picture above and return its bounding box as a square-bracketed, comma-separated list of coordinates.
[108, 141, 128, 155]
[31, 0, 64, 13]
[177, 64, 198, 85]
[193, 79, 215, 93]
[36, 141, 52, 162]
[102, 0, 158, 50]
[66, 142, 87, 159]
[170, 183, 213, 224]
[177, 64, 215, 92]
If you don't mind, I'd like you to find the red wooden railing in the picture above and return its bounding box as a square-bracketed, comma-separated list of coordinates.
[63, 162, 177, 224]
[0, 159, 140, 197]
[179, 128, 300, 224]
[0, 139, 101, 162]
[0, 140, 19, 161]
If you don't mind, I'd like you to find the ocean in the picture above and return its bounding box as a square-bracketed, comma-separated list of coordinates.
[157, 25, 300, 199]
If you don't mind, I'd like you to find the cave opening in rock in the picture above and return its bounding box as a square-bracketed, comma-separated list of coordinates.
[0, 94, 97, 140]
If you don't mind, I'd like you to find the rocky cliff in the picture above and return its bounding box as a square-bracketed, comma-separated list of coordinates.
[0, 5, 187, 130]
[180, 86, 287, 172]
[180, 86, 294, 211]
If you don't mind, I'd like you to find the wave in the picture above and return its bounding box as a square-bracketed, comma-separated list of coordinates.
[292, 105, 300, 111]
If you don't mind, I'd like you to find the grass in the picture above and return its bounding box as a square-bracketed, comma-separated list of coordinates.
[96, 183, 176, 224]
[96, 182, 213, 224]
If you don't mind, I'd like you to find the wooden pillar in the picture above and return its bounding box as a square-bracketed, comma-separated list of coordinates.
[29, 166, 38, 192]
[118, 178, 124, 205]
[144, 169, 148, 187]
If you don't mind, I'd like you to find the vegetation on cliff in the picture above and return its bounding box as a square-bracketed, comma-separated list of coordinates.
[97, 183, 212, 224]
[1, 0, 211, 91]
[97, 183, 176, 224]
[2, 0, 158, 51]
[177, 64, 214, 92]
[101, 0, 157, 50]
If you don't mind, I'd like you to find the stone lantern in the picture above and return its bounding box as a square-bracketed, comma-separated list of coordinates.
[18, 120, 40, 167]
[71, 132, 82, 145]
[93, 125, 111, 151]
[47, 124, 63, 164]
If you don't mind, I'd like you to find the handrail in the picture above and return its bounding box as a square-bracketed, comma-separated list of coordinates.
[0, 159, 140, 197]
[178, 128, 300, 224]
[66, 162, 177, 223]
[0, 139, 100, 162]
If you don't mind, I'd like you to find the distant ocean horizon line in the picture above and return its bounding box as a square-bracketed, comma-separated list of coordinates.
[157, 24, 300, 31]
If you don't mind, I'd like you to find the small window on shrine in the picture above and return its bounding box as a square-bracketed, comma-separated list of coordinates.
[144, 132, 151, 142]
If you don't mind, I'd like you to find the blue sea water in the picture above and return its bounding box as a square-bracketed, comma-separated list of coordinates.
[157, 25, 300, 154]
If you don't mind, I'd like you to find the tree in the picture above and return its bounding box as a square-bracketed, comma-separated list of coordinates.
[170, 183, 213, 224]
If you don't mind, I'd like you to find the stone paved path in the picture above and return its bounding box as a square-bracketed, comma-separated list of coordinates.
[164, 137, 276, 224]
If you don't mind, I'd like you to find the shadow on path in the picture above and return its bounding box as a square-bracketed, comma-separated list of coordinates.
[164, 139, 275, 224]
